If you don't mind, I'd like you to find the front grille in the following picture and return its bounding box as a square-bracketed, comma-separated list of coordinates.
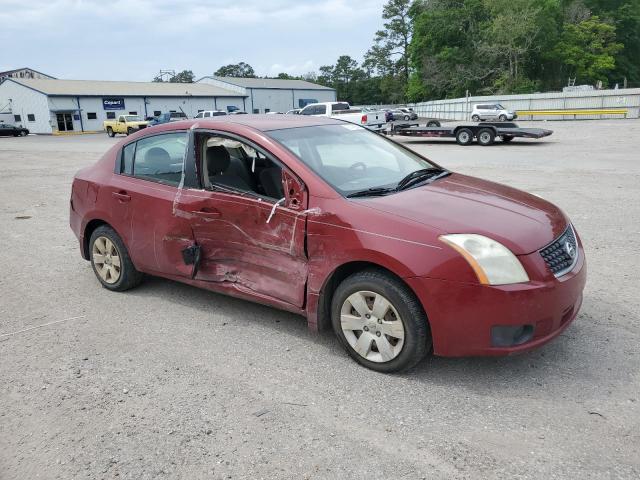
[539, 225, 578, 277]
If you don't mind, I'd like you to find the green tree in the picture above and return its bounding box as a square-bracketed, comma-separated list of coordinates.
[409, 0, 490, 100]
[214, 62, 256, 78]
[480, 0, 546, 93]
[553, 16, 623, 86]
[585, 0, 640, 86]
[364, 0, 413, 101]
[169, 70, 195, 83]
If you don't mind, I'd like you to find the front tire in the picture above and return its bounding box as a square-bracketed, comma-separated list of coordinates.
[499, 114, 507, 122]
[331, 270, 430, 373]
[89, 225, 143, 292]
[471, 114, 480, 122]
[404, 115, 410, 121]
[426, 120, 440, 127]
[21, 130, 28, 136]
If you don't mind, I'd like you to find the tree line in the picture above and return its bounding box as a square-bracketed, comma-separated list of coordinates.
[153, 0, 640, 104]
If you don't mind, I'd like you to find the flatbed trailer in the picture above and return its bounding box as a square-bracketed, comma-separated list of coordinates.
[383, 122, 553, 146]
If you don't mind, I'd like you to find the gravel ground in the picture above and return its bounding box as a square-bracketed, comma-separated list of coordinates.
[1, 120, 638, 479]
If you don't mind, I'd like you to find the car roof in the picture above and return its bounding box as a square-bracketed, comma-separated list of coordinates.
[160, 114, 344, 132]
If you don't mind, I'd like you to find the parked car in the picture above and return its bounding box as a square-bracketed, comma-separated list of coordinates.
[0, 123, 29, 136]
[471, 104, 517, 122]
[194, 110, 227, 119]
[70, 116, 586, 373]
[299, 102, 385, 129]
[391, 108, 418, 121]
[104, 115, 149, 137]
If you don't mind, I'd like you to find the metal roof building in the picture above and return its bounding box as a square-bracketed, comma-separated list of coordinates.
[0, 78, 247, 134]
[0, 67, 56, 83]
[197, 76, 336, 114]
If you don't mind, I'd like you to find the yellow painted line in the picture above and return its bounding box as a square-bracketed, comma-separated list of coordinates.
[517, 109, 628, 116]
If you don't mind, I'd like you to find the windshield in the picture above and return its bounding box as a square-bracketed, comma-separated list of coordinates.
[125, 115, 142, 122]
[495, 104, 505, 110]
[268, 124, 438, 196]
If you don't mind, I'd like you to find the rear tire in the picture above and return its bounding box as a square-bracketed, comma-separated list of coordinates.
[89, 225, 143, 292]
[471, 114, 480, 122]
[455, 127, 474, 146]
[106, 127, 115, 137]
[331, 269, 430, 373]
[126, 127, 134, 135]
[426, 120, 440, 127]
[477, 128, 496, 146]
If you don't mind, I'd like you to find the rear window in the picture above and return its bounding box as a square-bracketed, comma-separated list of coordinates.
[332, 103, 350, 111]
[118, 132, 188, 186]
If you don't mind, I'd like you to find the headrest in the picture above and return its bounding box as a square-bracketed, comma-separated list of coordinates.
[206, 146, 230, 175]
[144, 147, 170, 166]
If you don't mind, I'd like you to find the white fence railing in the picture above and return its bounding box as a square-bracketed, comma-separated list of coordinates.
[407, 88, 640, 121]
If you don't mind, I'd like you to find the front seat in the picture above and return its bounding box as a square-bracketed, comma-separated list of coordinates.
[206, 146, 251, 191]
[259, 167, 284, 199]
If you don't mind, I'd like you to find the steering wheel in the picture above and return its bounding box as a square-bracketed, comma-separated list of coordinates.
[349, 162, 367, 173]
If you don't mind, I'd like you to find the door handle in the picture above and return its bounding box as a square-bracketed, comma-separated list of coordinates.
[194, 208, 221, 218]
[112, 191, 131, 202]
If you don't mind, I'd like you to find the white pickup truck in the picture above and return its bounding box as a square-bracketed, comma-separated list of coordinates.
[298, 102, 386, 130]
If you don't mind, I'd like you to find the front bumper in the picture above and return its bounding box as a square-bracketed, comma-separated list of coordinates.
[405, 249, 586, 357]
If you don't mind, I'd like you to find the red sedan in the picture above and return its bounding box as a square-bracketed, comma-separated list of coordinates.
[70, 115, 586, 373]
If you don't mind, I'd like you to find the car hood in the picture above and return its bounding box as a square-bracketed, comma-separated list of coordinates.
[357, 173, 568, 255]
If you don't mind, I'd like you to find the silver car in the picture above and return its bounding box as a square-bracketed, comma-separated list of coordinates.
[471, 104, 517, 122]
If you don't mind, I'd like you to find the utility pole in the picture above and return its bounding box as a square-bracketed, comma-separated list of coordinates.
[156, 70, 176, 82]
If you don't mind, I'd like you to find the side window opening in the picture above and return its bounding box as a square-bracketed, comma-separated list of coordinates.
[198, 134, 284, 200]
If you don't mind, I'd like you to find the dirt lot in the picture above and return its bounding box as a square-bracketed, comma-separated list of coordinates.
[1, 120, 638, 479]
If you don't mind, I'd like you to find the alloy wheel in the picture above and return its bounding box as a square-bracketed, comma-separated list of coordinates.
[92, 236, 121, 284]
[340, 291, 405, 363]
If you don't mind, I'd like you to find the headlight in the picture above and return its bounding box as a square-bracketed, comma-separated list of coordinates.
[439, 234, 529, 285]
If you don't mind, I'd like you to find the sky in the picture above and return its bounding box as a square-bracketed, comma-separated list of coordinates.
[0, 0, 388, 81]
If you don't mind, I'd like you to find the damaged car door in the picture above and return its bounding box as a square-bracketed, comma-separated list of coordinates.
[112, 131, 196, 277]
[184, 133, 309, 307]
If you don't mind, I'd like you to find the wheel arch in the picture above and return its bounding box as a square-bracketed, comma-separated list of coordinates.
[313, 260, 429, 332]
[82, 218, 110, 260]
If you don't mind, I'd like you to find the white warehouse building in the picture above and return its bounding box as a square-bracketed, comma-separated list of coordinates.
[197, 76, 336, 114]
[0, 78, 248, 134]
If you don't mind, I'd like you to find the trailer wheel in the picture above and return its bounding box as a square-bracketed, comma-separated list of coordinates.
[426, 120, 440, 127]
[477, 128, 495, 146]
[471, 114, 480, 122]
[502, 135, 514, 143]
[455, 128, 474, 146]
